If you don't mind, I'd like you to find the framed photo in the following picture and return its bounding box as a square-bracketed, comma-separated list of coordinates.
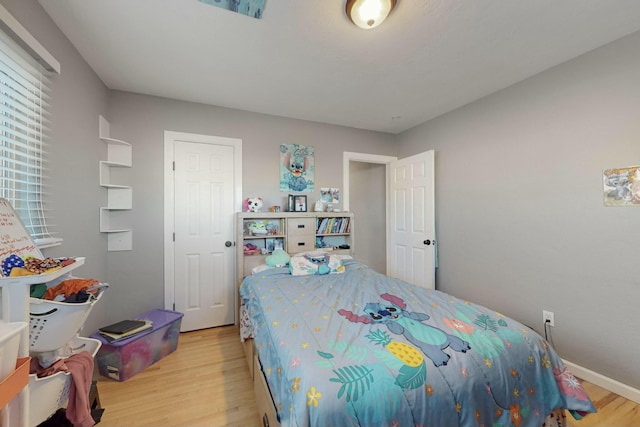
[288, 194, 295, 212]
[294, 195, 307, 212]
[320, 187, 340, 203]
[265, 238, 276, 253]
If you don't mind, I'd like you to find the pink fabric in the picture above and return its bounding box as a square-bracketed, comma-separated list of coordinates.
[29, 352, 96, 427]
[64, 351, 96, 427]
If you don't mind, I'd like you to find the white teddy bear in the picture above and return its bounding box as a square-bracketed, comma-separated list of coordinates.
[244, 197, 264, 212]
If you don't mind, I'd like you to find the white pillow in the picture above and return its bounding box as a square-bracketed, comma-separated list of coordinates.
[250, 264, 272, 275]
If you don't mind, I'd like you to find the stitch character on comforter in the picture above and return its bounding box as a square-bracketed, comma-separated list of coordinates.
[240, 260, 595, 427]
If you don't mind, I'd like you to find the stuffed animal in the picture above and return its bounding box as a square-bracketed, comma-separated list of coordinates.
[244, 197, 264, 212]
[265, 249, 290, 267]
[249, 221, 268, 235]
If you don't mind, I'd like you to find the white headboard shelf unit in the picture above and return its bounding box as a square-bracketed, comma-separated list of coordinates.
[236, 211, 355, 279]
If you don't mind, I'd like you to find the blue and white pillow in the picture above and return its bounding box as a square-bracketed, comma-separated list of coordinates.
[289, 252, 346, 276]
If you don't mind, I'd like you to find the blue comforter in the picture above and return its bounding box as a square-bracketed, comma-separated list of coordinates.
[240, 260, 595, 427]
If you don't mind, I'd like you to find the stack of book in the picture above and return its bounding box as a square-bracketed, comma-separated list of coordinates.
[98, 319, 153, 343]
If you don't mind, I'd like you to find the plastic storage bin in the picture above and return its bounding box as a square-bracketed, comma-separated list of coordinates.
[92, 309, 183, 381]
[0, 321, 27, 381]
[29, 335, 101, 427]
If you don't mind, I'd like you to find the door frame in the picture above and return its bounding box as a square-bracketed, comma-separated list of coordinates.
[163, 131, 243, 313]
[342, 152, 397, 274]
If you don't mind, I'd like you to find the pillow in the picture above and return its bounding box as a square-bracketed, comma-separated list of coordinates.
[289, 252, 345, 276]
[327, 254, 353, 262]
[250, 264, 272, 275]
[265, 249, 290, 267]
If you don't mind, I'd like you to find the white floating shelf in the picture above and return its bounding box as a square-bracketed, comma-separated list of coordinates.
[98, 115, 133, 251]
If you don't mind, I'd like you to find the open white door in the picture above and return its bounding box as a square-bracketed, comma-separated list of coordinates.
[388, 150, 435, 289]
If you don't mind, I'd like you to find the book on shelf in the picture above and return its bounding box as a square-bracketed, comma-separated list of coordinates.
[98, 320, 153, 342]
[316, 217, 350, 234]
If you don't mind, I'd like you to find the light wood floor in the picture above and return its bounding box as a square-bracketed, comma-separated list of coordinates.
[96, 326, 639, 427]
[96, 325, 260, 426]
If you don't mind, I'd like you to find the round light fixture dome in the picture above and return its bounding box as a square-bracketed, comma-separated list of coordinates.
[346, 0, 397, 29]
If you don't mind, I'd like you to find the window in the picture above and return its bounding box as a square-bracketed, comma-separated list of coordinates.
[0, 30, 58, 247]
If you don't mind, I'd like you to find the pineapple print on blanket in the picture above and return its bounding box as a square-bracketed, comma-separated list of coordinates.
[338, 293, 471, 367]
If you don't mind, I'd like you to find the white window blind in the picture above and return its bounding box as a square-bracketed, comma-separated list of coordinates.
[0, 30, 59, 247]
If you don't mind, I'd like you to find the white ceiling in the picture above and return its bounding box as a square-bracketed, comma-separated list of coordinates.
[39, 0, 640, 134]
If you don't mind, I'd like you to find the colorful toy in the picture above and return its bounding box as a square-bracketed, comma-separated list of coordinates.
[249, 221, 268, 235]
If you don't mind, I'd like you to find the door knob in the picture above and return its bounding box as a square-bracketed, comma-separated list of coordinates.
[225, 241, 232, 247]
[423, 240, 431, 245]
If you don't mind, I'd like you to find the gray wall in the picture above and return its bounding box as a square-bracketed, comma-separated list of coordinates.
[105, 91, 396, 323]
[397, 31, 640, 389]
[350, 161, 386, 272]
[1, 0, 110, 335]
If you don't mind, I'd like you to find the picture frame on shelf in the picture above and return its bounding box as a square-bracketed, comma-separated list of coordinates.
[288, 194, 295, 212]
[294, 195, 307, 212]
[266, 238, 276, 253]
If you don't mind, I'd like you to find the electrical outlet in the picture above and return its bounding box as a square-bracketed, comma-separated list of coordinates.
[543, 310, 555, 327]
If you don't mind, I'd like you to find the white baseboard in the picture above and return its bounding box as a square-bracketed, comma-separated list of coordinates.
[563, 359, 640, 404]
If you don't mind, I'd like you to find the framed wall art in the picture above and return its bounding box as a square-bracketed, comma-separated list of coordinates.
[603, 165, 640, 207]
[197, 0, 265, 19]
[280, 144, 314, 193]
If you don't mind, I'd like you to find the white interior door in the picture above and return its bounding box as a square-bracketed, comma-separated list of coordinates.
[388, 150, 435, 289]
[165, 132, 242, 331]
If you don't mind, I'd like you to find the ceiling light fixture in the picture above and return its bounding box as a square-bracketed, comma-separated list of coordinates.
[346, 0, 397, 29]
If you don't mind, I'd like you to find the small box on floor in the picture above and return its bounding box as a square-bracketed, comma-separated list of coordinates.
[91, 309, 183, 381]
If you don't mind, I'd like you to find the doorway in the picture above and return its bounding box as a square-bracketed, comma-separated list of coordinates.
[343, 150, 435, 289]
[164, 131, 242, 331]
[348, 161, 387, 273]
[343, 152, 396, 274]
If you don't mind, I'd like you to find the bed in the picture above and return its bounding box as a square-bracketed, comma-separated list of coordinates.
[239, 255, 595, 427]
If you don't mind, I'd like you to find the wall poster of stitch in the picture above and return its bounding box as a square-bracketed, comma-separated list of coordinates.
[280, 143, 314, 193]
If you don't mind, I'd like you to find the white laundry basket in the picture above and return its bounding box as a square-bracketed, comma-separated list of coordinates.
[29, 285, 107, 353]
[29, 335, 101, 427]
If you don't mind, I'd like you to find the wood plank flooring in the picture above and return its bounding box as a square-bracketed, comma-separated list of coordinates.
[96, 325, 260, 427]
[567, 381, 640, 427]
[96, 326, 639, 427]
